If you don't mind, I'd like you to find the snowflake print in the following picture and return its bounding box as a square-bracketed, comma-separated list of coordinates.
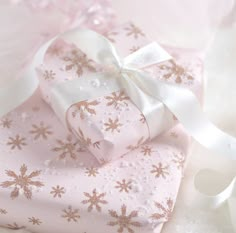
[76, 128, 92, 148]
[0, 118, 12, 128]
[52, 135, 80, 160]
[141, 145, 155, 156]
[151, 163, 169, 179]
[124, 23, 145, 39]
[104, 31, 118, 43]
[126, 137, 146, 152]
[85, 167, 99, 177]
[28, 217, 42, 225]
[115, 179, 132, 193]
[105, 91, 129, 109]
[108, 204, 142, 233]
[159, 60, 194, 84]
[7, 223, 25, 230]
[130, 46, 141, 53]
[172, 153, 185, 170]
[0, 164, 44, 199]
[72, 100, 99, 119]
[0, 209, 7, 214]
[151, 198, 174, 222]
[82, 189, 108, 212]
[50, 185, 65, 198]
[29, 122, 53, 140]
[7, 134, 27, 150]
[43, 70, 56, 80]
[62, 206, 80, 222]
[63, 49, 96, 77]
[104, 118, 122, 133]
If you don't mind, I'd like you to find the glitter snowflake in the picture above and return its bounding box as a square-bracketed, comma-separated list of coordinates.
[50, 185, 65, 198]
[63, 49, 96, 77]
[29, 122, 53, 140]
[108, 204, 142, 233]
[105, 91, 129, 109]
[151, 198, 174, 222]
[28, 217, 42, 225]
[151, 163, 169, 179]
[62, 206, 80, 222]
[115, 179, 132, 193]
[124, 23, 145, 39]
[0, 164, 44, 199]
[7, 134, 27, 150]
[82, 189, 108, 212]
[104, 118, 122, 133]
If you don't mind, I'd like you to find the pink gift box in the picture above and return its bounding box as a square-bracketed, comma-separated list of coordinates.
[37, 22, 203, 164]
[0, 22, 204, 233]
[0, 89, 192, 233]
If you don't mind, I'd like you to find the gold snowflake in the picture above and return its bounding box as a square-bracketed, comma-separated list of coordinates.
[62, 205, 80, 222]
[151, 163, 169, 179]
[104, 31, 118, 43]
[108, 204, 142, 233]
[82, 189, 107, 212]
[127, 137, 145, 152]
[7, 223, 25, 230]
[63, 49, 96, 77]
[0, 118, 12, 128]
[130, 46, 141, 53]
[104, 118, 122, 133]
[72, 100, 100, 119]
[115, 179, 132, 193]
[29, 122, 53, 140]
[50, 185, 65, 198]
[0, 164, 44, 199]
[151, 198, 174, 221]
[85, 167, 99, 177]
[43, 70, 56, 80]
[28, 217, 42, 225]
[124, 23, 145, 39]
[76, 128, 92, 148]
[52, 135, 80, 160]
[159, 60, 193, 84]
[0, 209, 7, 214]
[172, 153, 185, 170]
[141, 145, 155, 156]
[7, 134, 27, 150]
[105, 91, 129, 109]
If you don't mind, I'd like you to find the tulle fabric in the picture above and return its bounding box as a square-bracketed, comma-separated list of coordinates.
[0, 0, 236, 91]
[112, 0, 236, 50]
[0, 0, 114, 86]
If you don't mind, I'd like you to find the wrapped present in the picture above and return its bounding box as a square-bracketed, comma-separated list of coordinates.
[0, 22, 206, 233]
[37, 22, 203, 163]
[0, 89, 192, 233]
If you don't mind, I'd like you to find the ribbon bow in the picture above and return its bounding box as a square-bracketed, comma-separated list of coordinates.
[50, 29, 173, 139]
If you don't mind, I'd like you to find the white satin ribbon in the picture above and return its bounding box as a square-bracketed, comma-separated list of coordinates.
[194, 169, 236, 231]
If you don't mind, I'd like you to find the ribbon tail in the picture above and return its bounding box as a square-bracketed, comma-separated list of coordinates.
[138, 72, 236, 160]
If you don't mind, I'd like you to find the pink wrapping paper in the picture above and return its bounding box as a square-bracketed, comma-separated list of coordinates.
[37, 22, 203, 163]
[0, 22, 204, 233]
[0, 89, 192, 233]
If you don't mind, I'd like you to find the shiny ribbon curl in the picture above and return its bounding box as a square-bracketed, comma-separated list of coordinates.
[0, 28, 236, 230]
